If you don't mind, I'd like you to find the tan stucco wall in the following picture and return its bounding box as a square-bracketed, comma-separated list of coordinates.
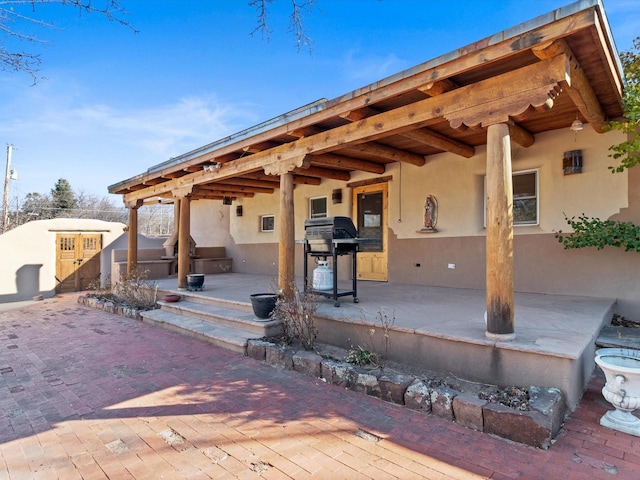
[0, 219, 127, 302]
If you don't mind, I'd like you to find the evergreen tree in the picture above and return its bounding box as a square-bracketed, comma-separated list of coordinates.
[51, 178, 78, 215]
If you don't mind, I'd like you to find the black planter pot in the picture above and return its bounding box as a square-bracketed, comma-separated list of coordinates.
[186, 274, 205, 291]
[250, 293, 278, 319]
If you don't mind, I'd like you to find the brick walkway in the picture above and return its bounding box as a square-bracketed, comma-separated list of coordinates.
[1, 294, 638, 479]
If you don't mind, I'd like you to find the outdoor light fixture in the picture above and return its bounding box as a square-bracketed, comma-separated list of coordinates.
[236, 205, 243, 216]
[570, 117, 584, 132]
[332, 188, 342, 204]
[563, 150, 583, 175]
[222, 197, 232, 205]
[203, 162, 221, 172]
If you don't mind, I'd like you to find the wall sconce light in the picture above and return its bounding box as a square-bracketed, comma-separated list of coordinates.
[222, 197, 232, 205]
[332, 188, 342, 204]
[563, 150, 583, 175]
[203, 162, 221, 172]
[236, 205, 243, 216]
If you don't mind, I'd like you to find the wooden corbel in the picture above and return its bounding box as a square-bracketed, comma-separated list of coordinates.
[171, 186, 193, 198]
[124, 199, 143, 210]
[263, 154, 310, 176]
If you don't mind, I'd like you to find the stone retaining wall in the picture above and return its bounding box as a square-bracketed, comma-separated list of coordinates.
[247, 339, 565, 449]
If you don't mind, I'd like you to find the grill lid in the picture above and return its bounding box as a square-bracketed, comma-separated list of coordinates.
[304, 216, 358, 239]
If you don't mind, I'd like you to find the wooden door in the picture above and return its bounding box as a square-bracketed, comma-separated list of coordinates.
[56, 233, 102, 293]
[353, 183, 388, 281]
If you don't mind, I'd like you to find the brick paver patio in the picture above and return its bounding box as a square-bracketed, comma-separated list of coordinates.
[1, 294, 639, 479]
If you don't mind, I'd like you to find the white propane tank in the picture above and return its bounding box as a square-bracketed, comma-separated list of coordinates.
[313, 260, 333, 290]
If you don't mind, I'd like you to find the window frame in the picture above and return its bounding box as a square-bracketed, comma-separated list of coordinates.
[309, 196, 328, 219]
[260, 215, 275, 232]
[484, 168, 539, 227]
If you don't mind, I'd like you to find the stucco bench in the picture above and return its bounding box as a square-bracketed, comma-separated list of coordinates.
[193, 247, 233, 274]
[112, 248, 174, 280]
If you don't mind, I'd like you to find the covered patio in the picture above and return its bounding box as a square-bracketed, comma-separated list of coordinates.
[152, 273, 615, 410]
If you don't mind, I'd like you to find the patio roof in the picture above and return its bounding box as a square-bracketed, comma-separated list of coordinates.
[108, 0, 624, 205]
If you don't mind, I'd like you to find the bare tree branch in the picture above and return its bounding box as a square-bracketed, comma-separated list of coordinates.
[249, 0, 314, 53]
[0, 0, 137, 83]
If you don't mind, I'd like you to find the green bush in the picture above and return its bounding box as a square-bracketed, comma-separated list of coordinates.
[555, 214, 640, 252]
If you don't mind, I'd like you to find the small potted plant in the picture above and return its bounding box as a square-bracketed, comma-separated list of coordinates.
[250, 293, 279, 319]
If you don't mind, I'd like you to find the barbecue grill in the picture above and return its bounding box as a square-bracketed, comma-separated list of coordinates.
[303, 216, 366, 306]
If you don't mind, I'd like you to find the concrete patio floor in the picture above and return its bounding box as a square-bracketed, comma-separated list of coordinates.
[154, 273, 615, 410]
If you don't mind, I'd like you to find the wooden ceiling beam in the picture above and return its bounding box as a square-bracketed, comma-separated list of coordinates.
[293, 166, 351, 181]
[339, 107, 380, 122]
[215, 178, 278, 189]
[401, 128, 475, 158]
[292, 174, 322, 185]
[346, 142, 426, 166]
[532, 39, 607, 132]
[309, 153, 386, 174]
[198, 184, 274, 195]
[417, 79, 457, 96]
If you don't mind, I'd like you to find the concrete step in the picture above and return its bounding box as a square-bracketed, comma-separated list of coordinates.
[141, 308, 266, 355]
[157, 288, 253, 313]
[596, 325, 640, 350]
[158, 298, 281, 337]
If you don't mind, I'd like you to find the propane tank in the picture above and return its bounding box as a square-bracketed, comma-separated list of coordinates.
[313, 260, 333, 290]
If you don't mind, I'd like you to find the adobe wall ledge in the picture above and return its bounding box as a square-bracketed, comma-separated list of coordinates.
[247, 339, 566, 449]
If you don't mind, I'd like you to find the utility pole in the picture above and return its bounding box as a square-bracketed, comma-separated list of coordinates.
[2, 145, 13, 234]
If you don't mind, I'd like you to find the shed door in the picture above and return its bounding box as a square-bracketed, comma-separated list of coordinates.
[55, 234, 102, 293]
[353, 183, 388, 281]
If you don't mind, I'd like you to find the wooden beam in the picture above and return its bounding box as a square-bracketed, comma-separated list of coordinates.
[123, 56, 567, 203]
[485, 123, 514, 340]
[292, 175, 322, 185]
[215, 177, 279, 189]
[127, 206, 138, 278]
[417, 79, 457, 96]
[507, 122, 535, 148]
[339, 107, 380, 122]
[401, 128, 475, 158]
[346, 142, 426, 166]
[532, 39, 607, 132]
[293, 166, 350, 181]
[309, 153, 386, 174]
[197, 184, 275, 195]
[279, 173, 295, 297]
[177, 195, 191, 290]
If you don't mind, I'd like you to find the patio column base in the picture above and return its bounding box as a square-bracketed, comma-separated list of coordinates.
[485, 331, 516, 341]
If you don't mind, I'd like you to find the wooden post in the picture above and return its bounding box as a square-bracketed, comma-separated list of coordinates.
[485, 122, 515, 340]
[177, 194, 191, 290]
[125, 201, 142, 278]
[279, 172, 295, 297]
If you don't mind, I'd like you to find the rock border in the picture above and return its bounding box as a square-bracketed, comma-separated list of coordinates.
[78, 295, 146, 320]
[248, 339, 565, 449]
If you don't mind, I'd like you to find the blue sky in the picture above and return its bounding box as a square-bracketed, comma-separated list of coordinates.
[1, 0, 639, 201]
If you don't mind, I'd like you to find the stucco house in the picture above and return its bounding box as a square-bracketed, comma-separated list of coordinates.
[0, 219, 127, 302]
[106, 0, 639, 408]
[109, 0, 636, 319]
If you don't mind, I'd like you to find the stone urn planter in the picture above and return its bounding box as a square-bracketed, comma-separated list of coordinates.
[595, 348, 640, 436]
[250, 293, 279, 319]
[186, 274, 205, 291]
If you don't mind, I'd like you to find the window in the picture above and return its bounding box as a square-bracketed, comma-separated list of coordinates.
[484, 169, 539, 226]
[261, 215, 275, 232]
[512, 170, 538, 225]
[309, 196, 327, 218]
